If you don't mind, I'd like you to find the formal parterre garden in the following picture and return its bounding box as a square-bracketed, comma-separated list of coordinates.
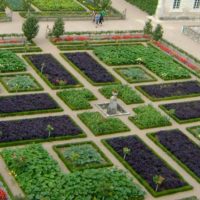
[0, 30, 200, 200]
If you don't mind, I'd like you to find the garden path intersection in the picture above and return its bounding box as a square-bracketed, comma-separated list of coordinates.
[0, 0, 200, 200]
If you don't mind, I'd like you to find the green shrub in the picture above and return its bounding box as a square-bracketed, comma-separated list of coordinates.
[0, 50, 26, 72]
[99, 84, 143, 104]
[1, 144, 145, 200]
[125, 0, 158, 15]
[94, 45, 190, 80]
[22, 15, 39, 41]
[144, 19, 153, 35]
[129, 105, 171, 129]
[153, 24, 164, 41]
[78, 112, 130, 135]
[58, 88, 96, 110]
[52, 17, 65, 38]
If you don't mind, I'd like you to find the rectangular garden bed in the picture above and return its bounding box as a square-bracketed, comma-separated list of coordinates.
[99, 84, 143, 104]
[78, 111, 130, 135]
[0, 50, 26, 72]
[160, 100, 200, 123]
[148, 129, 200, 183]
[54, 141, 112, 171]
[129, 105, 171, 129]
[62, 52, 119, 85]
[0, 74, 43, 92]
[57, 88, 96, 110]
[0, 115, 84, 146]
[24, 54, 82, 89]
[114, 66, 156, 83]
[136, 81, 200, 101]
[0, 93, 62, 117]
[93, 45, 191, 80]
[1, 144, 145, 200]
[103, 135, 191, 197]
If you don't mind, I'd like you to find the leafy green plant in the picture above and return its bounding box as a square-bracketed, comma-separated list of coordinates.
[94, 45, 190, 80]
[22, 15, 39, 41]
[58, 88, 96, 110]
[1, 144, 145, 200]
[129, 105, 171, 129]
[99, 84, 143, 104]
[0, 50, 26, 72]
[78, 112, 130, 135]
[52, 17, 65, 38]
[2, 74, 41, 92]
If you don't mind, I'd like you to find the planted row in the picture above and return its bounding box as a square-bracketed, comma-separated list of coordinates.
[94, 45, 190, 80]
[1, 144, 145, 200]
[63, 52, 118, 85]
[0, 115, 84, 145]
[161, 100, 200, 123]
[149, 129, 200, 183]
[24, 54, 81, 89]
[0, 93, 62, 117]
[137, 81, 200, 101]
[105, 135, 190, 196]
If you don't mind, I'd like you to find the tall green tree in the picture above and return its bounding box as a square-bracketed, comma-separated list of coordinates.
[22, 15, 39, 42]
[0, 0, 6, 10]
[153, 24, 164, 41]
[143, 19, 153, 35]
[52, 17, 65, 38]
[23, 0, 32, 14]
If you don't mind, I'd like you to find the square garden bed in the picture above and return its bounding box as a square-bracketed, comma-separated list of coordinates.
[103, 135, 191, 197]
[0, 74, 43, 92]
[148, 129, 200, 183]
[160, 100, 200, 123]
[57, 88, 96, 110]
[24, 54, 82, 89]
[0, 115, 84, 146]
[129, 105, 171, 129]
[54, 141, 112, 171]
[99, 84, 143, 105]
[187, 125, 200, 141]
[114, 66, 156, 83]
[0, 50, 26, 73]
[78, 111, 130, 136]
[0, 93, 62, 117]
[136, 81, 200, 101]
[62, 52, 119, 85]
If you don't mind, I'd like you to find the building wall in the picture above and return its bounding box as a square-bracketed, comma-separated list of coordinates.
[156, 0, 200, 20]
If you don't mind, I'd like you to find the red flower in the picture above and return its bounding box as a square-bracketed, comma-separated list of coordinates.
[0, 188, 8, 200]
[187, 63, 199, 70]
[111, 35, 122, 40]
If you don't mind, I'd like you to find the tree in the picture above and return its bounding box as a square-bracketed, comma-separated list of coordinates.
[153, 24, 164, 41]
[46, 124, 54, 137]
[153, 175, 165, 192]
[52, 17, 65, 38]
[143, 19, 153, 35]
[123, 147, 131, 159]
[101, 0, 111, 10]
[22, 15, 39, 42]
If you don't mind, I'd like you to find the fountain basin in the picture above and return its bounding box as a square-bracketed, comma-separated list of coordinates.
[96, 102, 130, 117]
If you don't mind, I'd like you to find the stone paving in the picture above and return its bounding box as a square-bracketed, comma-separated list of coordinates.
[0, 1, 200, 200]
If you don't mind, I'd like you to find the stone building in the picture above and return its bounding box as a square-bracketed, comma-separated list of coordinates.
[156, 0, 200, 19]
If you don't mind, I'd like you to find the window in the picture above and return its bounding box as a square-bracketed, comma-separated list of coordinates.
[194, 0, 200, 8]
[173, 0, 181, 9]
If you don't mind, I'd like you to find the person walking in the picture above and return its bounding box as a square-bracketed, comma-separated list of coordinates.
[92, 10, 96, 23]
[95, 13, 100, 28]
[99, 10, 106, 25]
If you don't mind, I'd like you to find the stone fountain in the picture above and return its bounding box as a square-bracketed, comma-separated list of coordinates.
[97, 91, 129, 117]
